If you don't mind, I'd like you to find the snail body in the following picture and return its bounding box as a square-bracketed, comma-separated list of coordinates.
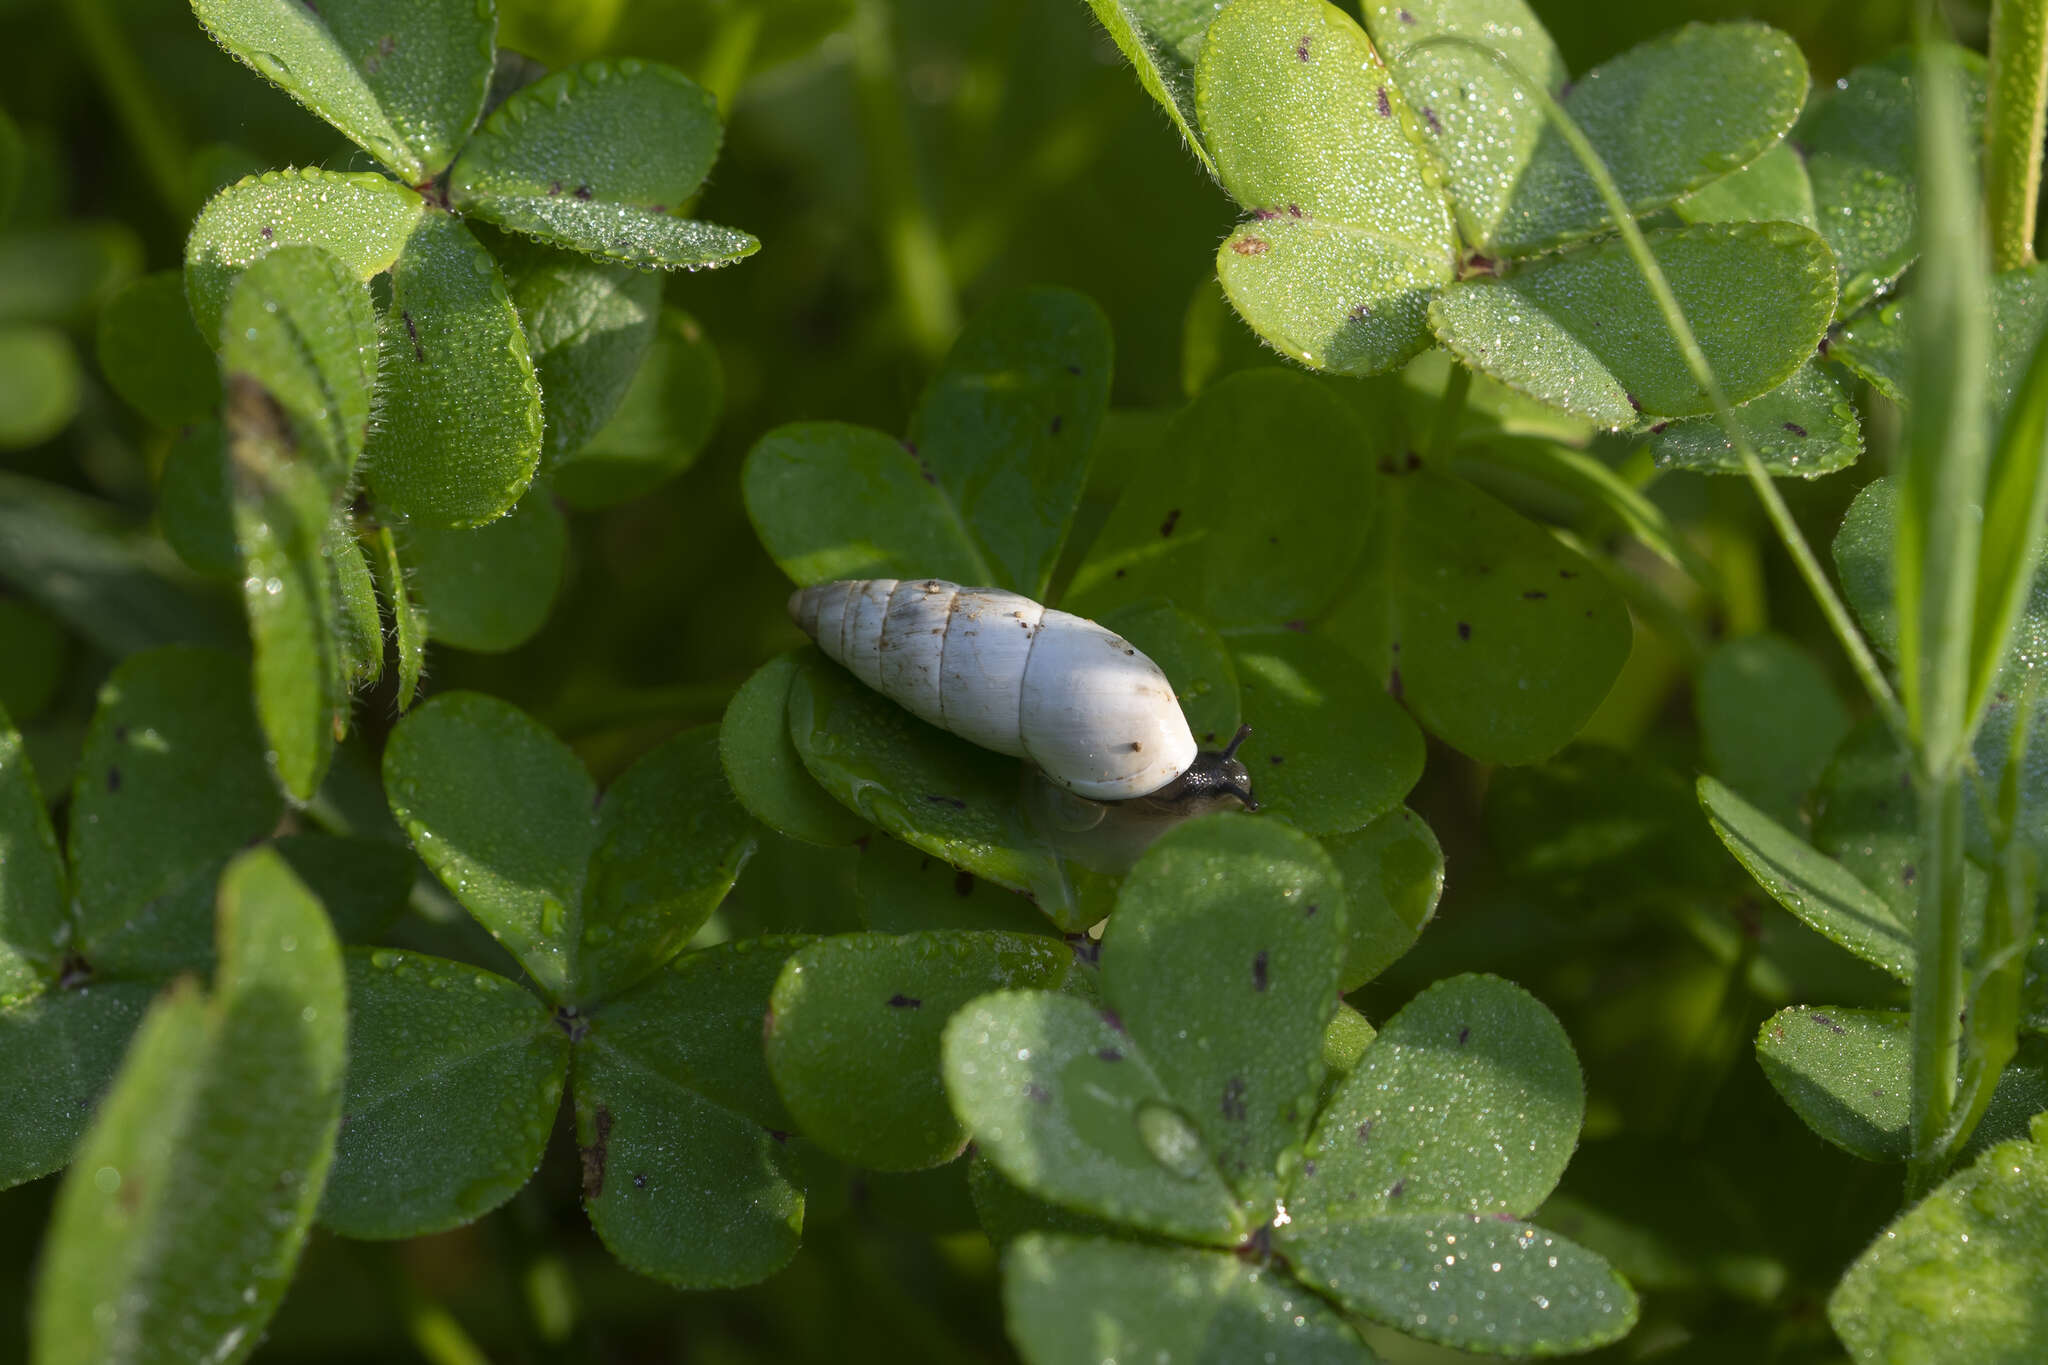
[790, 578, 1254, 812]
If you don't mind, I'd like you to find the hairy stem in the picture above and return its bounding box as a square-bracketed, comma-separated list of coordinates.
[1943, 682, 2039, 1159]
[1409, 35, 1907, 744]
[1906, 770, 1967, 1201]
[1986, 0, 2048, 270]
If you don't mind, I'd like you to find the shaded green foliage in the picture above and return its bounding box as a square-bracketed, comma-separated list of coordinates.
[3, 0, 2040, 1361]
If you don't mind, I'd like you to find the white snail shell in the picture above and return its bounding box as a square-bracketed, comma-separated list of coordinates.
[790, 578, 1198, 802]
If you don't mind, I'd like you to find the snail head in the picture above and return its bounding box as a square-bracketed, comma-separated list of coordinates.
[1134, 723, 1258, 815]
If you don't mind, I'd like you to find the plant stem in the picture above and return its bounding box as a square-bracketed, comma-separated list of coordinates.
[65, 0, 196, 222]
[1898, 31, 1996, 1200]
[1411, 35, 1908, 745]
[1943, 681, 2038, 1157]
[1986, 0, 2048, 270]
[1906, 768, 1967, 1201]
[850, 0, 960, 362]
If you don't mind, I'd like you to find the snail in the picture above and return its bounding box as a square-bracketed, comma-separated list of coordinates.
[790, 578, 1257, 814]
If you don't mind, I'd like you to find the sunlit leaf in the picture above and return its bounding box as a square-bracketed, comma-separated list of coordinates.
[30, 848, 345, 1365]
[184, 169, 424, 341]
[1485, 22, 1807, 255]
[190, 0, 494, 179]
[450, 60, 756, 270]
[1287, 1214, 1637, 1355]
[1292, 974, 1583, 1225]
[943, 989, 1246, 1245]
[1829, 1114, 2048, 1363]
[372, 526, 426, 709]
[1646, 362, 1862, 478]
[1797, 48, 1987, 311]
[1675, 141, 1817, 231]
[1430, 222, 1838, 427]
[225, 376, 342, 802]
[1197, 0, 1456, 376]
[1357, 0, 1566, 251]
[360, 214, 543, 528]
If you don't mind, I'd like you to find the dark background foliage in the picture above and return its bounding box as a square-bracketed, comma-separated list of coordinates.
[0, 0, 1980, 1359]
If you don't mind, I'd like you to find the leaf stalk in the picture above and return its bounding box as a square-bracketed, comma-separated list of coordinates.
[1406, 35, 1908, 746]
[1986, 0, 2048, 270]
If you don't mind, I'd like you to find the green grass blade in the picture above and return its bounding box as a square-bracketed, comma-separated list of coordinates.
[1897, 37, 1993, 777]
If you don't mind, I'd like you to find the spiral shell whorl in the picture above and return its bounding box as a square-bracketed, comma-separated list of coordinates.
[790, 578, 1198, 801]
